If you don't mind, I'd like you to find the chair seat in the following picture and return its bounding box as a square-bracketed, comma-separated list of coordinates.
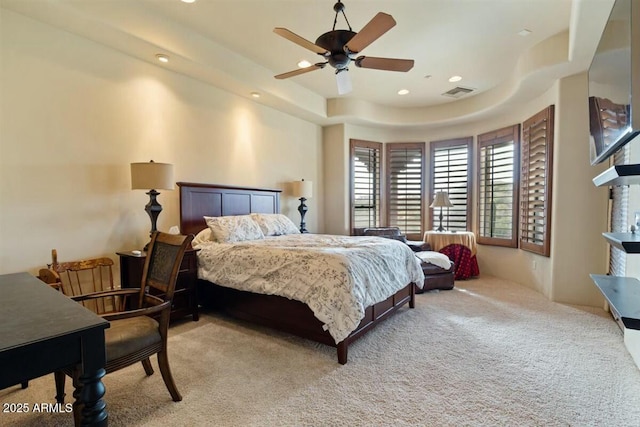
[106, 316, 161, 362]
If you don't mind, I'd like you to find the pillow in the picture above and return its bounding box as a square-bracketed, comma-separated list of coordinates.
[192, 228, 213, 247]
[204, 215, 265, 243]
[251, 213, 301, 236]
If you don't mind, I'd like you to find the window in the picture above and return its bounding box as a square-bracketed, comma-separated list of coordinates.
[386, 143, 425, 239]
[429, 137, 472, 231]
[520, 106, 554, 256]
[477, 125, 520, 247]
[350, 139, 382, 234]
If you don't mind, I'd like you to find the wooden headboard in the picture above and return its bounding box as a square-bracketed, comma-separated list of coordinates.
[177, 182, 282, 236]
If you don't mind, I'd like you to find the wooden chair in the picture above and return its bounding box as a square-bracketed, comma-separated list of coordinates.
[23, 250, 124, 391]
[38, 249, 124, 314]
[53, 232, 194, 423]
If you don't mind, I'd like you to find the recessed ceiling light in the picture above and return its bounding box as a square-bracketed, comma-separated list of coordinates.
[398, 89, 409, 95]
[181, 0, 196, 3]
[518, 29, 532, 37]
[156, 54, 169, 63]
[297, 60, 312, 68]
[251, 92, 261, 98]
[448, 75, 462, 83]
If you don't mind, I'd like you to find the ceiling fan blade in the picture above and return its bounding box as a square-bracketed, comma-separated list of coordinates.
[355, 56, 414, 72]
[274, 63, 326, 80]
[336, 70, 352, 95]
[273, 28, 328, 55]
[344, 12, 396, 54]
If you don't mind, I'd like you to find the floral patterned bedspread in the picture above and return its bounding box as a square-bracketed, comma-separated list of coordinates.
[194, 234, 425, 343]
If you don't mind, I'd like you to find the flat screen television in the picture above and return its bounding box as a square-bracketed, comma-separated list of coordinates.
[588, 0, 640, 165]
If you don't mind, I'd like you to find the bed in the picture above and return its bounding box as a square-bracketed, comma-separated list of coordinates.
[177, 182, 424, 364]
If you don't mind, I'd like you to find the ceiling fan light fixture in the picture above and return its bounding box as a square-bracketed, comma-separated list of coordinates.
[336, 69, 352, 95]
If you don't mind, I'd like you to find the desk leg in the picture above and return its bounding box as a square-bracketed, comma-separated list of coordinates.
[74, 332, 108, 426]
[78, 368, 107, 426]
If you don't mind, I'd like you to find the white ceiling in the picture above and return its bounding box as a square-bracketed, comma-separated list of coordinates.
[1, 0, 615, 127]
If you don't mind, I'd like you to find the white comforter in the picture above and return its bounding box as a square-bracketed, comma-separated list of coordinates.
[195, 234, 425, 343]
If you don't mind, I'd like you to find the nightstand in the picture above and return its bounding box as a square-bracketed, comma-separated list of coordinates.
[117, 248, 199, 322]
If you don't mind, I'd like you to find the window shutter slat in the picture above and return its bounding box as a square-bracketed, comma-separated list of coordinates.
[519, 106, 554, 256]
[476, 124, 520, 247]
[350, 140, 382, 233]
[430, 137, 472, 231]
[386, 143, 425, 237]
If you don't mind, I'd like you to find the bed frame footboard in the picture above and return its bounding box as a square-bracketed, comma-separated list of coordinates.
[200, 280, 415, 364]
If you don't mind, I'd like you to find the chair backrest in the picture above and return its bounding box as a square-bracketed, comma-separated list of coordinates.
[39, 249, 121, 314]
[138, 231, 194, 310]
[362, 227, 407, 243]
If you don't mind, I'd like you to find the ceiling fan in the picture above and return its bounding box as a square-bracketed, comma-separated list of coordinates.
[273, 0, 414, 95]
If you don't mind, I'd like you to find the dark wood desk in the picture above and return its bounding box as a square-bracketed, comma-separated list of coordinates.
[0, 272, 109, 426]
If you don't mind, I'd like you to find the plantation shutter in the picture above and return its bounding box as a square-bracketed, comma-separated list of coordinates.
[477, 125, 520, 247]
[386, 143, 425, 239]
[350, 139, 382, 234]
[430, 138, 472, 231]
[519, 106, 554, 256]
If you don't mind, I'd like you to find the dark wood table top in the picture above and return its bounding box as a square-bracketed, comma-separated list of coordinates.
[0, 272, 109, 353]
[0, 272, 110, 425]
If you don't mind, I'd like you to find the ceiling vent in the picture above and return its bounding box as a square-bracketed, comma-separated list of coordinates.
[442, 86, 474, 98]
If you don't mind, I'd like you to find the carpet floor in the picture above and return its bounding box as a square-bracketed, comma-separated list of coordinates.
[2, 275, 640, 426]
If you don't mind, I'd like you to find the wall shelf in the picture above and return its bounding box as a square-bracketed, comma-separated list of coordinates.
[602, 232, 640, 253]
[590, 274, 640, 330]
[593, 164, 640, 187]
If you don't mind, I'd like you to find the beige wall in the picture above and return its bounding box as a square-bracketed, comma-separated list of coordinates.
[0, 10, 322, 277]
[550, 73, 609, 305]
[322, 124, 347, 235]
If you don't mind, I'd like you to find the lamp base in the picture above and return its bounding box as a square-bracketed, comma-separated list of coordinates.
[144, 189, 162, 249]
[298, 197, 309, 233]
[436, 209, 445, 232]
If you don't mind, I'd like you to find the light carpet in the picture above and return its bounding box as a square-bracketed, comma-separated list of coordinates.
[2, 276, 640, 426]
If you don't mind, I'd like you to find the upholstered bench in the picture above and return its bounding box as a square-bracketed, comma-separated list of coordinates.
[415, 251, 455, 293]
[361, 227, 455, 293]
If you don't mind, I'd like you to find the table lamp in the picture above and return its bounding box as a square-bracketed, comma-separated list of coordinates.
[131, 160, 174, 248]
[291, 179, 312, 233]
[430, 191, 453, 232]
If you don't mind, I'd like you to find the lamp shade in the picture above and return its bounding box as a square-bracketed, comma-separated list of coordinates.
[131, 161, 174, 190]
[291, 179, 313, 198]
[429, 191, 453, 208]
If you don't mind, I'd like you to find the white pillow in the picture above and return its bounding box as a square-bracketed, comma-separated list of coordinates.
[204, 215, 265, 243]
[251, 213, 301, 236]
[192, 228, 213, 247]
